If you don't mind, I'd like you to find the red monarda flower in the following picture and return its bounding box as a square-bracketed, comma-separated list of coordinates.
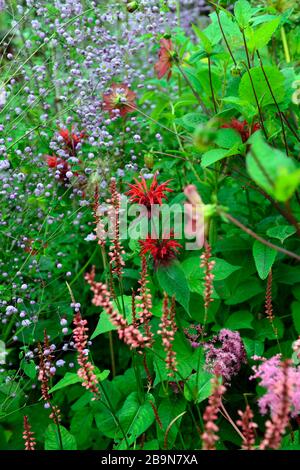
[102, 83, 136, 118]
[59, 128, 85, 151]
[154, 38, 174, 81]
[139, 231, 182, 266]
[222, 119, 260, 143]
[126, 174, 172, 211]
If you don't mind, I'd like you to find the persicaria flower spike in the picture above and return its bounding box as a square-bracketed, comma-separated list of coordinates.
[201, 376, 226, 450]
[236, 405, 257, 450]
[108, 179, 125, 277]
[85, 269, 150, 349]
[158, 293, 177, 377]
[73, 310, 100, 398]
[200, 243, 215, 310]
[135, 256, 153, 344]
[102, 83, 136, 118]
[23, 416, 36, 451]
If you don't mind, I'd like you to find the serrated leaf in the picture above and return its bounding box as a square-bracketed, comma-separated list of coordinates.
[253, 240, 277, 280]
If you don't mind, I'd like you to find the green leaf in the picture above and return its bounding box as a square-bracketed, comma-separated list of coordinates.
[254, 317, 284, 340]
[246, 18, 280, 51]
[212, 258, 241, 280]
[201, 149, 228, 167]
[243, 338, 264, 358]
[253, 240, 277, 280]
[215, 128, 243, 149]
[225, 311, 254, 330]
[156, 397, 186, 449]
[192, 24, 213, 54]
[91, 295, 132, 338]
[246, 131, 298, 202]
[20, 359, 36, 379]
[267, 225, 296, 243]
[225, 279, 263, 305]
[291, 301, 300, 334]
[70, 409, 94, 448]
[181, 112, 205, 131]
[239, 66, 285, 108]
[234, 0, 253, 29]
[44, 424, 77, 450]
[49, 370, 109, 393]
[156, 261, 190, 313]
[184, 370, 214, 403]
[118, 392, 155, 446]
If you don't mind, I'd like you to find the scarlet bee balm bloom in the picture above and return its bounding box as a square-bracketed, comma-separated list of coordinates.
[154, 38, 175, 81]
[139, 232, 182, 267]
[103, 83, 136, 118]
[126, 174, 172, 211]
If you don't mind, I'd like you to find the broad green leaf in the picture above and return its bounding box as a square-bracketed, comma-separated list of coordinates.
[20, 359, 36, 379]
[157, 397, 186, 448]
[211, 258, 241, 280]
[225, 279, 263, 305]
[225, 311, 254, 330]
[243, 338, 264, 358]
[246, 18, 280, 51]
[45, 424, 77, 450]
[181, 112, 205, 131]
[156, 261, 190, 313]
[91, 295, 132, 338]
[215, 128, 243, 149]
[254, 317, 284, 340]
[267, 225, 296, 243]
[253, 240, 277, 280]
[239, 66, 285, 107]
[291, 301, 300, 334]
[234, 0, 253, 29]
[247, 131, 298, 201]
[184, 370, 213, 403]
[70, 409, 94, 448]
[49, 370, 109, 393]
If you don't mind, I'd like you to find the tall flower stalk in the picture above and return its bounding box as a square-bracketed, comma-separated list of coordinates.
[23, 416, 36, 451]
[201, 377, 226, 450]
[158, 293, 177, 377]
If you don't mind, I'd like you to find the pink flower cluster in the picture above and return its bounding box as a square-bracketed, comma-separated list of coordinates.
[108, 179, 125, 277]
[85, 269, 150, 349]
[236, 405, 257, 450]
[135, 256, 153, 344]
[251, 355, 300, 418]
[204, 329, 247, 383]
[73, 312, 99, 398]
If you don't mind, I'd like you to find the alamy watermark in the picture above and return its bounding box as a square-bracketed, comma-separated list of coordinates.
[95, 196, 205, 250]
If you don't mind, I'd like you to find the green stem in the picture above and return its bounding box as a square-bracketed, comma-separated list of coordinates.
[281, 26, 291, 63]
[208, 56, 217, 113]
